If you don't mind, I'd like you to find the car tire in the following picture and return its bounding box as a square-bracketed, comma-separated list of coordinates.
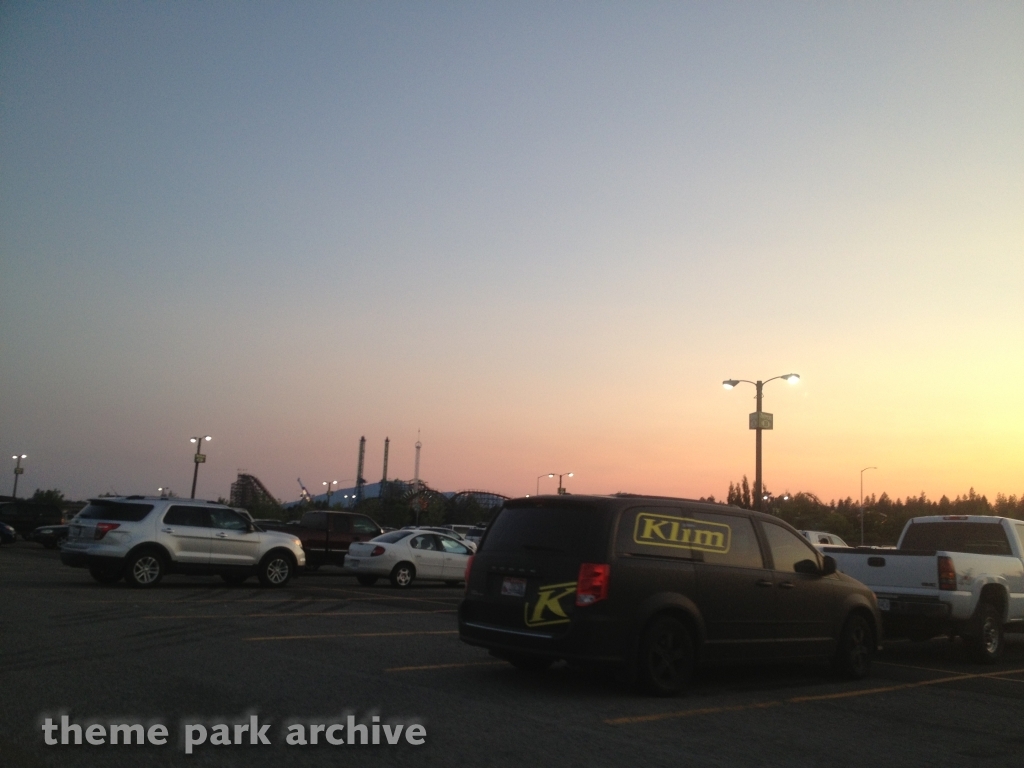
[507, 654, 553, 672]
[89, 566, 123, 584]
[966, 603, 1004, 664]
[637, 615, 694, 696]
[124, 550, 165, 588]
[356, 575, 378, 586]
[257, 551, 294, 588]
[389, 562, 415, 588]
[834, 613, 874, 679]
[221, 573, 249, 586]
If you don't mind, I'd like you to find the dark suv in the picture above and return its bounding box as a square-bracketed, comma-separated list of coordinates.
[459, 495, 882, 695]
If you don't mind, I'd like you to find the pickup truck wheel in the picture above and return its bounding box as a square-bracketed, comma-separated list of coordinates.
[637, 615, 694, 696]
[125, 551, 165, 588]
[967, 603, 1004, 664]
[356, 575, 378, 586]
[389, 562, 415, 588]
[834, 613, 873, 679]
[258, 552, 294, 588]
[89, 566, 122, 584]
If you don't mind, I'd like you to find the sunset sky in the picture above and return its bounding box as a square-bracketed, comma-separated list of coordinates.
[1, 2, 1021, 505]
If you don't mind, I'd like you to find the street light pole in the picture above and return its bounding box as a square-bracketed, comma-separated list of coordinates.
[189, 436, 212, 499]
[723, 374, 800, 512]
[322, 480, 338, 508]
[11, 454, 26, 498]
[557, 472, 574, 495]
[536, 473, 554, 496]
[860, 466, 877, 547]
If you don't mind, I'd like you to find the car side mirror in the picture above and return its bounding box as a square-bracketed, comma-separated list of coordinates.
[822, 555, 837, 575]
[794, 559, 820, 575]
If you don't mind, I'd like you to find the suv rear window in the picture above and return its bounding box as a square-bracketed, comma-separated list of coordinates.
[78, 502, 154, 522]
[900, 522, 1012, 556]
[480, 502, 609, 561]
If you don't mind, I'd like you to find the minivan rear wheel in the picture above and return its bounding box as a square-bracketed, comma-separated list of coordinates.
[637, 615, 694, 696]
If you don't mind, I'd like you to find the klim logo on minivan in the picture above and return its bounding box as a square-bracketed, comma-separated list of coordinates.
[523, 581, 577, 628]
[633, 513, 731, 554]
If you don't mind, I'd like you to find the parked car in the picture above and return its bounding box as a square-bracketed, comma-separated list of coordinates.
[825, 515, 1024, 661]
[465, 525, 487, 546]
[60, 496, 306, 588]
[261, 510, 382, 570]
[0, 521, 16, 545]
[345, 529, 473, 588]
[460, 495, 882, 695]
[801, 530, 850, 548]
[30, 524, 69, 549]
[0, 501, 63, 538]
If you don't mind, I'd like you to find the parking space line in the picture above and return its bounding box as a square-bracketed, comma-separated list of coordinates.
[244, 630, 458, 641]
[141, 609, 456, 618]
[604, 666, 1024, 726]
[386, 661, 505, 673]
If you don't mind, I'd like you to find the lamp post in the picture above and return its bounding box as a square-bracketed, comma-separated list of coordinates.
[322, 480, 338, 508]
[723, 374, 800, 512]
[536, 473, 554, 496]
[860, 466, 877, 547]
[11, 454, 26, 498]
[556, 472, 574, 495]
[189, 436, 212, 499]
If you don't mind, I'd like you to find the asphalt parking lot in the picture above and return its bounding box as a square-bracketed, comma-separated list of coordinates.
[2, 542, 1023, 768]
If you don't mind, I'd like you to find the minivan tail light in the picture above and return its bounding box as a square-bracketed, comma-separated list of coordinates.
[576, 563, 610, 606]
[370, 546, 386, 556]
[938, 556, 956, 590]
[464, 555, 475, 589]
[95, 522, 120, 540]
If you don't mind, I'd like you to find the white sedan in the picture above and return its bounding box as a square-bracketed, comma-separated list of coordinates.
[345, 529, 473, 588]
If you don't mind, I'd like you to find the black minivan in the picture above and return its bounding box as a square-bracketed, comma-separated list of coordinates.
[459, 494, 882, 695]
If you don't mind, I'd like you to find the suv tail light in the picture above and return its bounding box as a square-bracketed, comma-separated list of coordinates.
[938, 556, 956, 590]
[576, 563, 610, 606]
[370, 546, 386, 556]
[95, 522, 120, 540]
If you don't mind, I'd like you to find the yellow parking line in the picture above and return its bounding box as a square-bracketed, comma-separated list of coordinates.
[142, 609, 456, 619]
[245, 630, 458, 642]
[604, 666, 1024, 726]
[386, 661, 506, 673]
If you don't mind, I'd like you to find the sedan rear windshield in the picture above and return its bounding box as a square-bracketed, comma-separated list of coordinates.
[374, 531, 413, 543]
[77, 502, 154, 522]
[480, 503, 609, 560]
[900, 522, 1011, 556]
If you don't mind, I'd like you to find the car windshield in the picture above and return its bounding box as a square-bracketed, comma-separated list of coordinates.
[374, 530, 414, 544]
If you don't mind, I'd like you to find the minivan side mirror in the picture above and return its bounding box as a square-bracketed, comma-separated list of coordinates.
[794, 559, 819, 575]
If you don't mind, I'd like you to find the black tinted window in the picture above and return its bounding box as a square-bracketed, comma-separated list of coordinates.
[374, 531, 413, 544]
[300, 512, 327, 530]
[696, 512, 765, 568]
[900, 522, 1011, 556]
[481, 503, 609, 560]
[331, 515, 351, 533]
[78, 502, 154, 522]
[163, 506, 209, 527]
[617, 507, 695, 560]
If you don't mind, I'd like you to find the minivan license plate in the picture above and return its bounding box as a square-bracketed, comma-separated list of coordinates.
[501, 577, 527, 597]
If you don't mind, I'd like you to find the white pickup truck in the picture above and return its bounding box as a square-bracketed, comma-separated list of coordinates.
[826, 515, 1024, 662]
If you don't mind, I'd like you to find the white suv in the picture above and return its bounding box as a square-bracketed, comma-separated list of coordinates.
[60, 496, 306, 588]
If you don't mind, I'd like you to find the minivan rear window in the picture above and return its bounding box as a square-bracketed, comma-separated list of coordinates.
[480, 503, 609, 560]
[78, 502, 154, 522]
[900, 522, 1011, 556]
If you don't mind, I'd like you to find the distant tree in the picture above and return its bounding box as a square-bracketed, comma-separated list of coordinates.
[727, 477, 753, 509]
[32, 489, 65, 506]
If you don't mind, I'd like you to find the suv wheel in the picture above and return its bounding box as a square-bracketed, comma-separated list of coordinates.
[389, 562, 415, 588]
[834, 613, 873, 679]
[258, 552, 294, 588]
[89, 566, 122, 584]
[125, 551, 164, 588]
[637, 615, 694, 696]
[967, 603, 1004, 664]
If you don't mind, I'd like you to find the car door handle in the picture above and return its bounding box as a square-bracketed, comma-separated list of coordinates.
[756, 579, 773, 587]
[778, 581, 795, 589]
[215, 532, 227, 538]
[161, 528, 174, 533]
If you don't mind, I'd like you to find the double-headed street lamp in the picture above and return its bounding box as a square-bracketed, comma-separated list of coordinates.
[723, 374, 800, 512]
[322, 480, 338, 507]
[189, 436, 212, 499]
[536, 472, 574, 495]
[11, 454, 27, 498]
[860, 466, 878, 546]
[536, 473, 553, 496]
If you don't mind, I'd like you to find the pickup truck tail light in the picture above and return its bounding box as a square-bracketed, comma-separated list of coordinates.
[938, 556, 956, 590]
[370, 546, 386, 556]
[95, 522, 120, 540]
[576, 563, 610, 606]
